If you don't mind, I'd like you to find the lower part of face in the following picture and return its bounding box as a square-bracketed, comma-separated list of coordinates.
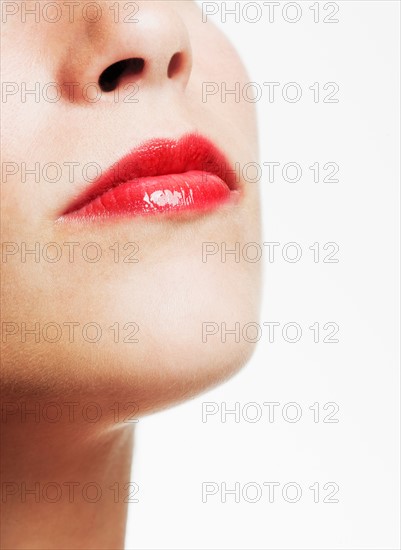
[1, 1, 261, 418]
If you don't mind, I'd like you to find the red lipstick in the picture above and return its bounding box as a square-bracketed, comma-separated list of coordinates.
[61, 134, 239, 220]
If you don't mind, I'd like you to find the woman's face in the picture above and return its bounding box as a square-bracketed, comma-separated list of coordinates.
[1, 0, 261, 415]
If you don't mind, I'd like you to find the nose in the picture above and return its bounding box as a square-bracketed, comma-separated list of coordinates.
[58, 1, 193, 99]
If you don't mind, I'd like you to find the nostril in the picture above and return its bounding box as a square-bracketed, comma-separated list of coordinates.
[98, 58, 145, 92]
[167, 52, 184, 79]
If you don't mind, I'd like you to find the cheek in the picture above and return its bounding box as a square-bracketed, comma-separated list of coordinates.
[187, 14, 258, 151]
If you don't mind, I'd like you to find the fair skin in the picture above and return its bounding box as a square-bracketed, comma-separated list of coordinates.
[1, 1, 261, 548]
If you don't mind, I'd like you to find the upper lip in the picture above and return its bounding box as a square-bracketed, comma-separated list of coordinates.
[62, 133, 238, 216]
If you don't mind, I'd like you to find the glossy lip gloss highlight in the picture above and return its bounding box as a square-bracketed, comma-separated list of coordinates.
[60, 134, 239, 221]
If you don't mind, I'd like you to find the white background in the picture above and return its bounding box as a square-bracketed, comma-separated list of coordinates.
[126, 1, 400, 548]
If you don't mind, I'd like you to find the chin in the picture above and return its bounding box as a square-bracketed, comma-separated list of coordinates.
[2, 194, 261, 418]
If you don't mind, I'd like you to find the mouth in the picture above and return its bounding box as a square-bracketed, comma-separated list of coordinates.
[60, 134, 240, 221]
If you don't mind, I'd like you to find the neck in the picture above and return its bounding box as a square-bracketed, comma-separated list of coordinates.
[0, 413, 134, 550]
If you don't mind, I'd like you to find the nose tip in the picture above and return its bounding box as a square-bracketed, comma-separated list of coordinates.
[121, 6, 193, 89]
[59, 2, 193, 99]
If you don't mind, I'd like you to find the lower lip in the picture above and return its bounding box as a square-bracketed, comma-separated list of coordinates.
[64, 170, 234, 219]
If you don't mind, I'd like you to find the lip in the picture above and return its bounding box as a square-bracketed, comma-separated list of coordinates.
[60, 134, 240, 221]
